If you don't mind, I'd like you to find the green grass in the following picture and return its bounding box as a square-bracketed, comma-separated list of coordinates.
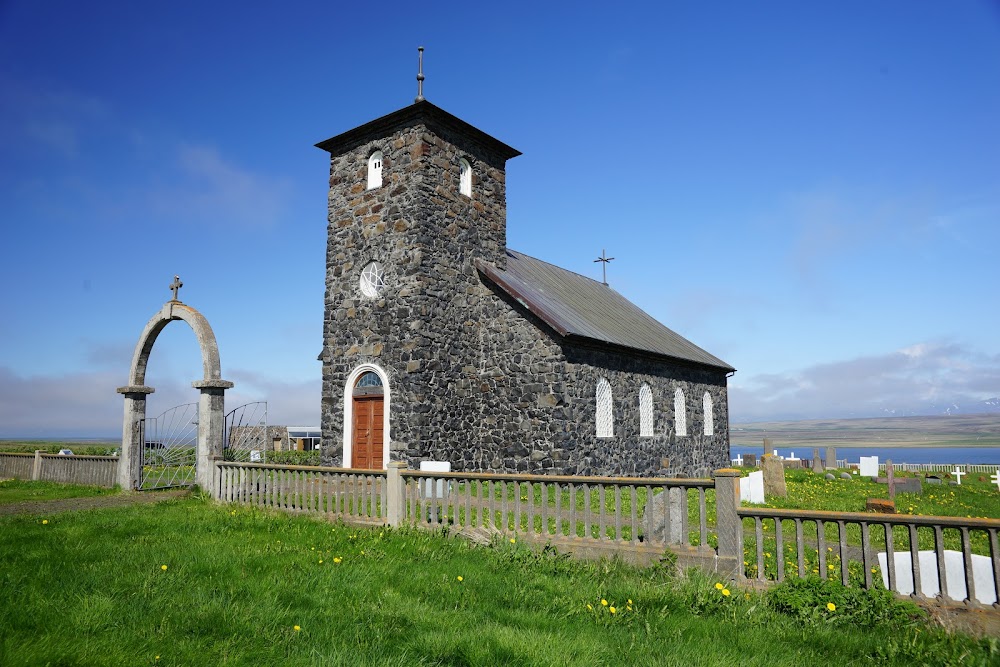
[0, 478, 119, 504]
[1, 496, 996, 666]
[0, 440, 119, 455]
[747, 467, 1000, 519]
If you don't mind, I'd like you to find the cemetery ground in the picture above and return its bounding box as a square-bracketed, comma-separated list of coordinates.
[2, 489, 998, 666]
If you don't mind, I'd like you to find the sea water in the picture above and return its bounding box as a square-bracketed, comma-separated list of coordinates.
[729, 445, 1000, 466]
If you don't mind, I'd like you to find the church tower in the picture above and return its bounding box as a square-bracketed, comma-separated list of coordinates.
[315, 88, 521, 468]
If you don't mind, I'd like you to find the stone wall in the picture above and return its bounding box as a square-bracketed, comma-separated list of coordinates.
[319, 113, 729, 477]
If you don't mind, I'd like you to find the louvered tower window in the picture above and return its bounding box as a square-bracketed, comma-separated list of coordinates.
[459, 158, 472, 196]
[367, 150, 383, 190]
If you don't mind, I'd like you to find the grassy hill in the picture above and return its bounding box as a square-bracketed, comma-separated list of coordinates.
[731, 413, 1000, 449]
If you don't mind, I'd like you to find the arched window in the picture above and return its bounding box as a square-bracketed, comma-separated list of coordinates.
[596, 378, 613, 438]
[459, 158, 472, 197]
[703, 392, 714, 436]
[639, 384, 653, 437]
[355, 371, 384, 393]
[367, 150, 383, 190]
[674, 388, 687, 437]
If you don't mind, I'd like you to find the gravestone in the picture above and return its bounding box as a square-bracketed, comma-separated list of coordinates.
[926, 475, 942, 485]
[825, 473, 835, 481]
[761, 454, 787, 498]
[420, 461, 451, 500]
[739, 471, 765, 504]
[866, 498, 895, 513]
[811, 448, 824, 473]
[840, 472, 852, 481]
[886, 460, 895, 500]
[763, 438, 775, 457]
[743, 454, 757, 467]
[825, 446, 837, 470]
[877, 550, 997, 605]
[876, 476, 922, 495]
[647, 487, 689, 544]
[859, 456, 879, 478]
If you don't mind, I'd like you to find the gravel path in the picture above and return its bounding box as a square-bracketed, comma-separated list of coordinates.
[0, 489, 190, 516]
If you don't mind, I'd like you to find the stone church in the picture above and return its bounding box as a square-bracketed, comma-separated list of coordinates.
[315, 98, 735, 478]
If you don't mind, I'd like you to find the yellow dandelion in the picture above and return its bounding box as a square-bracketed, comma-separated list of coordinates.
[601, 599, 608, 606]
[827, 602, 836, 612]
[610, 606, 616, 614]
[318, 559, 323, 564]
[715, 582, 724, 590]
[722, 589, 731, 596]
[160, 565, 168, 571]
[828, 564, 835, 570]
[155, 656, 160, 661]
[627, 599, 633, 605]
[333, 557, 342, 564]
[294, 625, 301, 632]
[456, 576, 464, 582]
[510, 538, 516, 544]
[587, 603, 593, 610]
[42, 520, 48, 525]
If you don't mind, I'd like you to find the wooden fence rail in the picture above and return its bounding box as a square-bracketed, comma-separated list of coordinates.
[214, 461, 385, 523]
[0, 451, 118, 488]
[739, 507, 1000, 607]
[211, 461, 999, 607]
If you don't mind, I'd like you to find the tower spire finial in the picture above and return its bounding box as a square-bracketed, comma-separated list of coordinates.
[415, 46, 425, 103]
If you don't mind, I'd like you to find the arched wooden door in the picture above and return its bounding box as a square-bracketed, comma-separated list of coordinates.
[351, 372, 384, 469]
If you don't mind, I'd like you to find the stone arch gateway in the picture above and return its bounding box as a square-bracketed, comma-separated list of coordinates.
[116, 295, 233, 490]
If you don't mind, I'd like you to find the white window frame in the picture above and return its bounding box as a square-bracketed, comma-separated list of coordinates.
[639, 384, 653, 438]
[367, 150, 383, 190]
[703, 392, 714, 436]
[459, 158, 472, 197]
[674, 388, 687, 437]
[596, 378, 613, 438]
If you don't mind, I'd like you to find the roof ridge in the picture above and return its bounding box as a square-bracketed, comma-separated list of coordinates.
[506, 248, 611, 288]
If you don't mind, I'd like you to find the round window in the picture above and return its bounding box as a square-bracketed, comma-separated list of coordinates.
[360, 262, 386, 298]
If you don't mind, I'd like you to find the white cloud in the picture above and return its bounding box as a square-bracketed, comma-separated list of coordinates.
[730, 341, 1000, 422]
[145, 144, 293, 228]
[0, 364, 319, 439]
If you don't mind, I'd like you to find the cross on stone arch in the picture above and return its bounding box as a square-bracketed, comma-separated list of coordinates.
[169, 275, 183, 301]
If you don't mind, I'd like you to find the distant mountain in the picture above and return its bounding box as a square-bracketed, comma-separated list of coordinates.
[878, 398, 1000, 418]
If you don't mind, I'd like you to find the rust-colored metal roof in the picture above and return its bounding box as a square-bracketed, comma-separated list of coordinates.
[477, 250, 735, 372]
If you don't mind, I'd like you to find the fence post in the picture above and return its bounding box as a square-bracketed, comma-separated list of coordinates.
[714, 468, 742, 580]
[209, 456, 224, 500]
[32, 450, 43, 481]
[386, 462, 407, 527]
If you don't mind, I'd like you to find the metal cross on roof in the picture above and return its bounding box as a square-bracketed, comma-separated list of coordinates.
[169, 275, 183, 301]
[593, 249, 615, 285]
[415, 46, 425, 103]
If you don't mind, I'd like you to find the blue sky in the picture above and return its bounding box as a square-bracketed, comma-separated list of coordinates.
[1, 1, 998, 436]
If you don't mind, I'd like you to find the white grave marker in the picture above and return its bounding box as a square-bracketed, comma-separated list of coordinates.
[739, 470, 765, 504]
[878, 550, 997, 605]
[859, 456, 879, 478]
[952, 467, 965, 485]
[249, 450, 262, 463]
[991, 471, 1000, 492]
[420, 460, 451, 500]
